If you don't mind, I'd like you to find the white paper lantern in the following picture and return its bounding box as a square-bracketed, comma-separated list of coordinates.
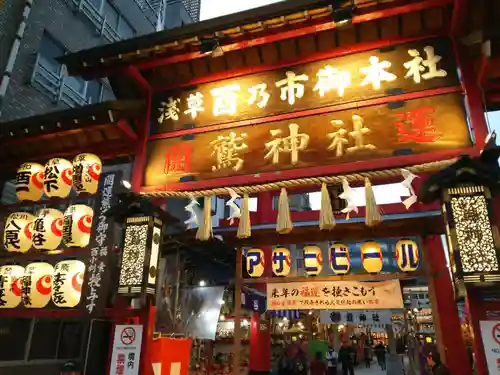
[361, 241, 383, 274]
[246, 248, 265, 277]
[53, 260, 85, 308]
[32, 208, 63, 251]
[304, 245, 323, 276]
[3, 212, 35, 253]
[63, 205, 94, 248]
[0, 265, 24, 308]
[272, 247, 291, 277]
[22, 262, 54, 308]
[15, 163, 45, 202]
[43, 158, 73, 198]
[72, 153, 102, 195]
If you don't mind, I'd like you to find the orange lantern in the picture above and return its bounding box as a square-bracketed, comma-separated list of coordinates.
[43, 158, 73, 198]
[395, 239, 420, 272]
[53, 260, 85, 308]
[360, 241, 383, 274]
[329, 243, 351, 275]
[3, 212, 34, 252]
[62, 205, 94, 248]
[22, 262, 54, 308]
[0, 265, 24, 308]
[32, 208, 63, 251]
[304, 245, 323, 276]
[272, 247, 291, 277]
[15, 163, 44, 202]
[72, 153, 102, 195]
[246, 248, 265, 277]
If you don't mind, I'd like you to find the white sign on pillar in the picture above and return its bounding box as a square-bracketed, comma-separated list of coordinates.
[110, 325, 144, 375]
[480, 320, 500, 375]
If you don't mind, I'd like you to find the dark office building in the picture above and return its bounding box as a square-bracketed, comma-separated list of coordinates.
[182, 0, 201, 22]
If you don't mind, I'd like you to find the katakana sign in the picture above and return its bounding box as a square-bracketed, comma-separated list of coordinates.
[266, 279, 403, 310]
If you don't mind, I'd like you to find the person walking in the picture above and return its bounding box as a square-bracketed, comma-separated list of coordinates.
[363, 344, 373, 368]
[326, 345, 338, 375]
[426, 350, 451, 375]
[338, 341, 355, 375]
[310, 352, 328, 375]
[374, 341, 387, 370]
[291, 349, 308, 375]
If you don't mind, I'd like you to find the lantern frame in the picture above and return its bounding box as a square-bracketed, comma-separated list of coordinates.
[118, 216, 163, 297]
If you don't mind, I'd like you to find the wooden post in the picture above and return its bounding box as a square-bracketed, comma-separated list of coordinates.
[233, 247, 243, 375]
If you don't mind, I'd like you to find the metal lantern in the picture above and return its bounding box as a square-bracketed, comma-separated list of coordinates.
[32, 208, 64, 251]
[0, 265, 24, 308]
[245, 248, 265, 278]
[395, 239, 419, 272]
[15, 163, 45, 202]
[3, 212, 35, 252]
[22, 262, 54, 308]
[72, 153, 102, 195]
[117, 216, 163, 296]
[62, 205, 94, 248]
[272, 247, 291, 277]
[52, 260, 85, 308]
[43, 158, 73, 198]
[303, 245, 323, 276]
[329, 243, 351, 275]
[360, 241, 383, 274]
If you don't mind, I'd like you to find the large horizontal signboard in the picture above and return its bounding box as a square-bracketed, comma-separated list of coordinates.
[144, 93, 471, 188]
[152, 38, 458, 133]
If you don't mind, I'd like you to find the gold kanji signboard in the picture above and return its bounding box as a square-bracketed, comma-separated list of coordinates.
[144, 93, 471, 188]
[152, 38, 458, 134]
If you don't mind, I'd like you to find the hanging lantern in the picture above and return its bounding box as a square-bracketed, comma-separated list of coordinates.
[43, 158, 73, 198]
[22, 262, 54, 308]
[15, 163, 45, 202]
[72, 153, 102, 195]
[361, 241, 383, 274]
[246, 248, 265, 277]
[329, 243, 351, 275]
[272, 247, 291, 277]
[395, 239, 420, 272]
[32, 208, 63, 251]
[53, 260, 85, 308]
[3, 212, 35, 252]
[303, 245, 323, 276]
[0, 265, 24, 308]
[62, 205, 94, 248]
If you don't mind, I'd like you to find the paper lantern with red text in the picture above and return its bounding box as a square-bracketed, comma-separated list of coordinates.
[15, 163, 44, 202]
[72, 153, 102, 195]
[32, 208, 63, 251]
[272, 247, 291, 277]
[329, 243, 351, 275]
[22, 262, 54, 308]
[62, 205, 94, 248]
[52, 260, 85, 308]
[361, 241, 383, 274]
[304, 245, 323, 276]
[43, 158, 73, 198]
[395, 239, 420, 272]
[3, 212, 35, 252]
[246, 248, 265, 277]
[0, 265, 24, 308]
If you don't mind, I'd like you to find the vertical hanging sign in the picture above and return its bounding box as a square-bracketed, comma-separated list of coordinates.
[83, 171, 121, 315]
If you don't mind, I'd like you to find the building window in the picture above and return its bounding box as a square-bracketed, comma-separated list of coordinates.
[38, 33, 65, 75]
[0, 318, 31, 361]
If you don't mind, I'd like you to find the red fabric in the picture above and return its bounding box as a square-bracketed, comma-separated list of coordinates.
[149, 337, 192, 375]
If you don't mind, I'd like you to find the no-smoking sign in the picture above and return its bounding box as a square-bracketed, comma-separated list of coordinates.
[120, 327, 136, 345]
[492, 324, 500, 345]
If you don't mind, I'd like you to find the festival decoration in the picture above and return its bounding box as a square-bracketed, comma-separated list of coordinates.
[395, 239, 420, 272]
[272, 247, 291, 277]
[329, 243, 351, 275]
[303, 245, 323, 276]
[364, 178, 382, 227]
[62, 205, 94, 248]
[22, 262, 54, 308]
[319, 183, 335, 230]
[237, 193, 251, 239]
[276, 188, 292, 234]
[0, 265, 25, 308]
[32, 208, 64, 251]
[43, 158, 73, 198]
[246, 248, 265, 277]
[3, 212, 35, 252]
[339, 178, 358, 220]
[15, 163, 44, 202]
[184, 196, 199, 227]
[226, 188, 241, 225]
[401, 169, 418, 209]
[52, 260, 85, 308]
[360, 241, 383, 274]
[196, 196, 213, 241]
[72, 153, 102, 195]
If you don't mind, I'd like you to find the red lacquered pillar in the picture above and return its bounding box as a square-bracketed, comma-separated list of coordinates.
[466, 289, 488, 375]
[423, 235, 471, 375]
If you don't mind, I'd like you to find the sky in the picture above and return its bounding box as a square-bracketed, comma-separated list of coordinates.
[200, 0, 284, 21]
